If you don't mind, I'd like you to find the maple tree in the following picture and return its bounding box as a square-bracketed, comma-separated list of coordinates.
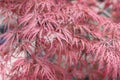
[0, 0, 120, 80]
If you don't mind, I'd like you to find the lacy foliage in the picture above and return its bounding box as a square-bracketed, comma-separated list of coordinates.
[0, 0, 120, 80]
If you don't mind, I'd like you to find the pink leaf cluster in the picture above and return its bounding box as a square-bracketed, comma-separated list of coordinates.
[0, 0, 120, 80]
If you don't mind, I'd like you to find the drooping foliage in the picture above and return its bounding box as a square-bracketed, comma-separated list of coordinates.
[0, 0, 120, 80]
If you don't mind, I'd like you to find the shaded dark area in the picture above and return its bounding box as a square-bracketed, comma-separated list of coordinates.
[97, 0, 104, 2]
[0, 25, 7, 34]
[0, 37, 6, 45]
[26, 51, 31, 60]
[84, 76, 89, 80]
[0, 25, 7, 45]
